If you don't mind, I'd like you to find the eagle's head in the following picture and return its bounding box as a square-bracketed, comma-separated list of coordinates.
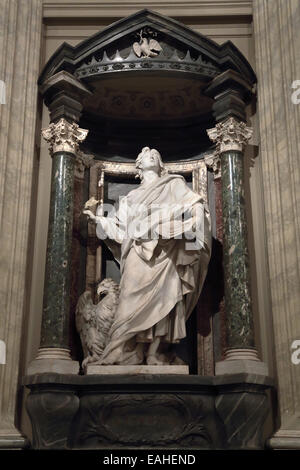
[97, 278, 119, 296]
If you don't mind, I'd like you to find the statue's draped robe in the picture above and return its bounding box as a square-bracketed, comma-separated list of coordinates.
[97, 174, 211, 364]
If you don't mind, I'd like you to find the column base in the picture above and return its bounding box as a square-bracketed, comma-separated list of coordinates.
[27, 348, 79, 375]
[267, 415, 300, 449]
[0, 429, 28, 449]
[268, 432, 300, 450]
[215, 349, 269, 375]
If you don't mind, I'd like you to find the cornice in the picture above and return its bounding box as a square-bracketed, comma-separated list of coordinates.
[43, 1, 253, 19]
[39, 9, 256, 85]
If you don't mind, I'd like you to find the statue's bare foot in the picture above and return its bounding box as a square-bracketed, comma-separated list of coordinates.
[119, 347, 144, 365]
[100, 346, 123, 365]
[146, 354, 165, 365]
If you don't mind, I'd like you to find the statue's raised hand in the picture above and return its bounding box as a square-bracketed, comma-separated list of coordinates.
[83, 197, 101, 223]
[83, 209, 97, 222]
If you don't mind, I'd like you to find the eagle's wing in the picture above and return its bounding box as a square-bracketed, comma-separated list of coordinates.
[76, 292, 88, 330]
[95, 299, 114, 334]
[133, 42, 142, 57]
[75, 291, 96, 358]
[148, 39, 162, 52]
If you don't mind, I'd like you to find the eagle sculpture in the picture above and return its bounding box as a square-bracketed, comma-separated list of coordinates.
[133, 35, 162, 58]
[75, 278, 120, 368]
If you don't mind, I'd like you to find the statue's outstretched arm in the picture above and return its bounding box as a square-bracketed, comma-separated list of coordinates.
[83, 209, 124, 244]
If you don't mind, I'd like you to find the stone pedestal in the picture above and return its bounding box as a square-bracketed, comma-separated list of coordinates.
[24, 373, 273, 450]
[215, 358, 268, 376]
[85, 365, 189, 375]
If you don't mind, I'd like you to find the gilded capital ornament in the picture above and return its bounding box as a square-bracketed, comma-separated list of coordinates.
[207, 117, 253, 154]
[42, 118, 89, 155]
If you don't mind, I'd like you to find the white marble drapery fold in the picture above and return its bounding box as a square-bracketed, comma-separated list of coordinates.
[97, 174, 211, 365]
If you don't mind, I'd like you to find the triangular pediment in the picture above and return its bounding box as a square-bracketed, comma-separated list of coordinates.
[39, 9, 256, 86]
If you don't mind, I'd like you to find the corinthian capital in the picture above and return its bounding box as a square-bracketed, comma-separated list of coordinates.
[42, 118, 88, 155]
[207, 117, 253, 154]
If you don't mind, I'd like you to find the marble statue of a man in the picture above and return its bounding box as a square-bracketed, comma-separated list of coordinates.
[84, 147, 211, 365]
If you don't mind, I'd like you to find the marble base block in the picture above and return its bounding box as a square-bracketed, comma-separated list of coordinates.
[215, 359, 269, 376]
[27, 348, 79, 375]
[27, 359, 79, 375]
[85, 364, 189, 375]
[24, 373, 274, 449]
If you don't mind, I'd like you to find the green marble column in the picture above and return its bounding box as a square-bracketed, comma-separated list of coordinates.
[40, 151, 75, 349]
[207, 117, 263, 365]
[27, 118, 88, 374]
[220, 150, 255, 350]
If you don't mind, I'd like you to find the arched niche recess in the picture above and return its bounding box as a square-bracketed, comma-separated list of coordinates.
[35, 9, 257, 375]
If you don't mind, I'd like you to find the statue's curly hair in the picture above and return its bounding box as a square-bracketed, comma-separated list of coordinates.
[135, 147, 168, 182]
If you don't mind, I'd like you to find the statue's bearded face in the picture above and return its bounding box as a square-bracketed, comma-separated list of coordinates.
[138, 147, 161, 174]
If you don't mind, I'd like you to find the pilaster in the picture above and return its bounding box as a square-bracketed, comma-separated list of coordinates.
[0, 0, 42, 448]
[253, 0, 300, 449]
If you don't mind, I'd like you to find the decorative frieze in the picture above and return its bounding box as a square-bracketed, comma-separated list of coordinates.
[75, 48, 218, 81]
[207, 117, 253, 154]
[42, 118, 88, 155]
